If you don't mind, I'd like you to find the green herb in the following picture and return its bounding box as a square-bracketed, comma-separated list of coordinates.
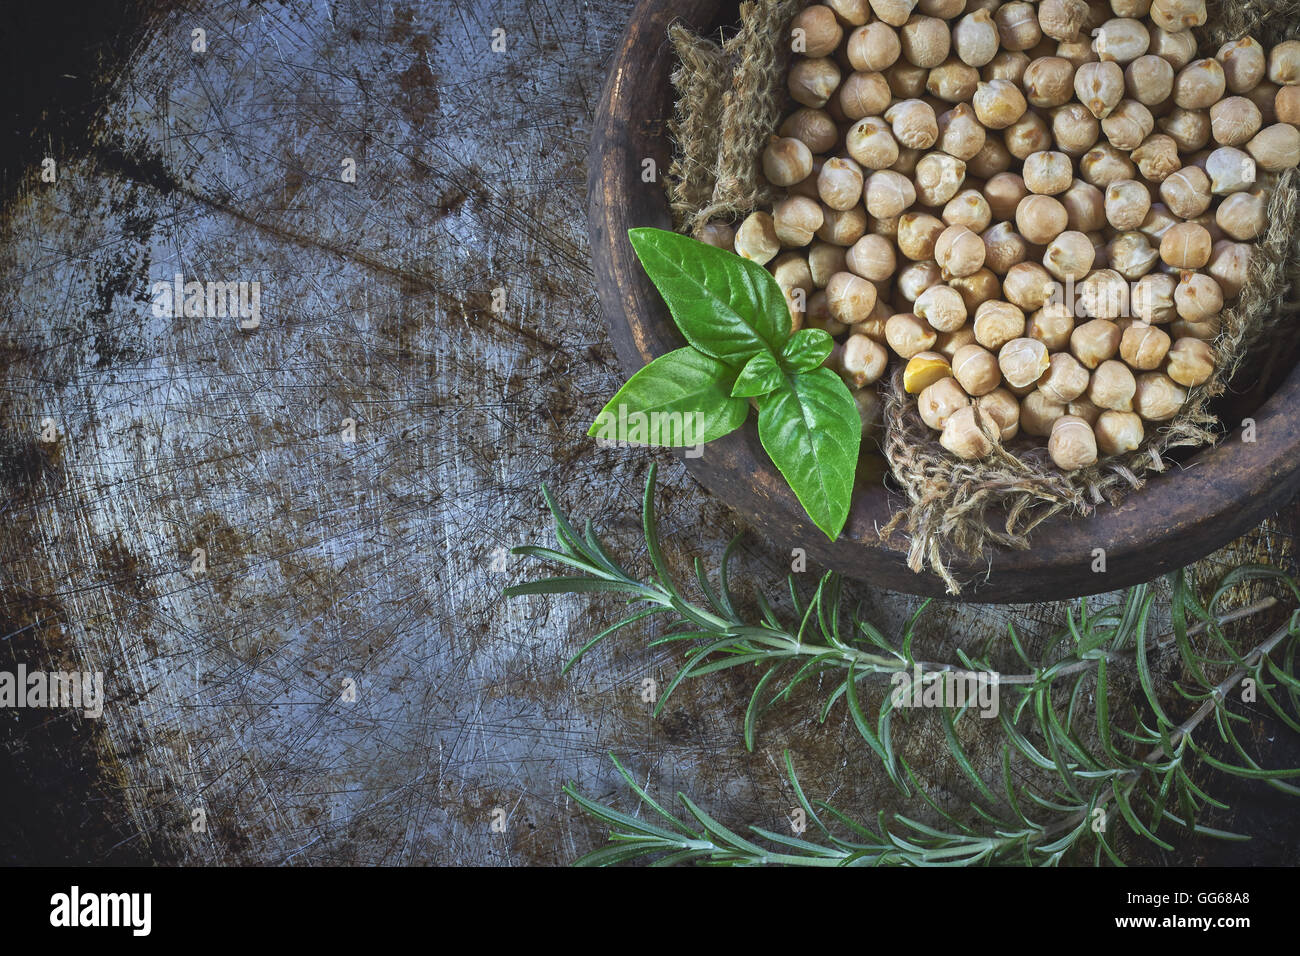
[507, 466, 1300, 866]
[589, 228, 860, 540]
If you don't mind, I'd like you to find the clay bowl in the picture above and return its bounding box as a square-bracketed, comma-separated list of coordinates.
[586, 0, 1300, 602]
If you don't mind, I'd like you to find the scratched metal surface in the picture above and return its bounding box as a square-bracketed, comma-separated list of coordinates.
[0, 0, 1297, 866]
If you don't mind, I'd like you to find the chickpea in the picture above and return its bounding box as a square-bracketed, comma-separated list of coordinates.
[1173, 272, 1222, 323]
[1210, 96, 1263, 147]
[1040, 231, 1094, 283]
[885, 99, 938, 149]
[973, 299, 1027, 349]
[735, 212, 780, 264]
[1130, 133, 1181, 182]
[1021, 390, 1069, 436]
[1057, 179, 1105, 232]
[780, 108, 838, 154]
[808, 242, 848, 288]
[1067, 397, 1104, 426]
[1159, 222, 1212, 269]
[863, 170, 916, 219]
[1119, 321, 1171, 369]
[1246, 80, 1281, 124]
[896, 15, 947, 69]
[1074, 269, 1125, 319]
[936, 104, 987, 161]
[837, 72, 893, 120]
[897, 259, 944, 301]
[1101, 99, 1154, 150]
[1133, 372, 1187, 421]
[1125, 54, 1175, 105]
[985, 171, 1029, 221]
[805, 291, 846, 336]
[1056, 37, 1100, 69]
[1094, 410, 1144, 455]
[1207, 240, 1252, 298]
[789, 57, 843, 109]
[1021, 57, 1074, 108]
[973, 80, 1029, 129]
[1172, 59, 1225, 110]
[1159, 166, 1212, 219]
[1075, 61, 1125, 118]
[1149, 0, 1206, 32]
[967, 135, 1014, 178]
[1216, 190, 1267, 241]
[772, 196, 825, 247]
[998, 337, 1050, 388]
[935, 225, 987, 278]
[792, 5, 844, 58]
[1132, 272, 1177, 323]
[1016, 194, 1069, 244]
[1149, 26, 1197, 70]
[914, 284, 968, 333]
[886, 60, 930, 99]
[1246, 123, 1300, 172]
[1028, 301, 1077, 350]
[826, 0, 872, 25]
[845, 235, 895, 283]
[1103, 179, 1151, 232]
[761, 137, 813, 187]
[983, 221, 1029, 274]
[695, 222, 735, 249]
[904, 351, 954, 394]
[951, 343, 1003, 395]
[948, 266, 1003, 311]
[892, 146, 924, 177]
[1079, 143, 1137, 187]
[935, 325, 978, 360]
[1205, 146, 1256, 195]
[816, 204, 867, 246]
[896, 212, 946, 260]
[919, 375, 971, 430]
[1268, 40, 1300, 86]
[914, 152, 968, 206]
[1020, 150, 1072, 195]
[840, 334, 890, 386]
[1276, 85, 1300, 127]
[1165, 337, 1215, 387]
[886, 311, 939, 358]
[993, 2, 1042, 52]
[1107, 231, 1160, 279]
[971, 388, 1019, 440]
[846, 117, 899, 169]
[1159, 107, 1211, 152]
[1047, 415, 1098, 469]
[827, 272, 880, 324]
[1052, 102, 1101, 154]
[1093, 18, 1150, 65]
[1071, 318, 1122, 368]
[1037, 0, 1088, 41]
[940, 405, 997, 458]
[1035, 351, 1088, 403]
[928, 58, 982, 103]
[951, 9, 999, 68]
[1213, 37, 1265, 95]
[1170, 316, 1220, 341]
[847, 23, 902, 73]
[1087, 359, 1137, 411]
[815, 158, 863, 212]
[943, 189, 993, 233]
[1004, 261, 1057, 311]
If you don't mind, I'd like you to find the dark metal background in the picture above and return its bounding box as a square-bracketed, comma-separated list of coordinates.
[0, 0, 1296, 866]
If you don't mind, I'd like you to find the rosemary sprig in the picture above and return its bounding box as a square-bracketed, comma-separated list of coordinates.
[507, 465, 1300, 865]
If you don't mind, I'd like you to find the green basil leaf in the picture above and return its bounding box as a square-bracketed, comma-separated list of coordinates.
[588, 347, 748, 447]
[756, 368, 861, 541]
[732, 351, 785, 398]
[628, 227, 791, 368]
[781, 328, 834, 373]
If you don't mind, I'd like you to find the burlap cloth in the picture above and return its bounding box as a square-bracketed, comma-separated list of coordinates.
[665, 0, 1300, 593]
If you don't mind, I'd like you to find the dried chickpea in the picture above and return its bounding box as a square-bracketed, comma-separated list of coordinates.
[886, 59, 931, 98]
[974, 388, 1020, 440]
[1100, 179, 1150, 232]
[941, 405, 997, 458]
[817, 205, 869, 246]
[1149, 0, 1207, 32]
[973, 79, 1028, 129]
[1130, 133, 1180, 182]
[808, 242, 848, 288]
[1052, 102, 1101, 154]
[846, 117, 900, 169]
[953, 9, 1001, 67]
[919, 375, 971, 429]
[885, 99, 939, 149]
[1094, 410, 1145, 455]
[1276, 85, 1300, 126]
[914, 152, 967, 205]
[1056, 37, 1100, 69]
[1028, 302, 1076, 350]
[892, 146, 924, 176]
[1042, 230, 1095, 281]
[1101, 99, 1154, 150]
[1021, 390, 1069, 436]
[1132, 272, 1177, 323]
[773, 196, 825, 247]
[1023, 150, 1073, 194]
[897, 259, 944, 301]
[1139, 203, 1178, 243]
[935, 325, 978, 359]
[886, 311, 939, 358]
[927, 57, 981, 103]
[1016, 194, 1069, 244]
[1246, 123, 1300, 172]
[1173, 59, 1226, 110]
[1038, 352, 1091, 402]
[847, 22, 901, 72]
[985, 172, 1030, 220]
[1159, 166, 1212, 218]
[1025, 56, 1077, 107]
[914, 283, 968, 332]
[1246, 79, 1280, 123]
[904, 350, 953, 393]
[695, 222, 735, 249]
[845, 235, 896, 282]
[827, 272, 879, 324]
[900, 15, 950, 68]
[826, 0, 872, 25]
[1071, 318, 1122, 368]
[1173, 272, 1222, 322]
[951, 343, 1003, 395]
[1119, 322, 1172, 370]
[993, 2, 1042, 52]
[1079, 143, 1137, 187]
[1159, 222, 1212, 269]
[1160, 107, 1211, 152]
[792, 5, 844, 58]
[948, 266, 1003, 311]
[870, 0, 919, 27]
[762, 137, 814, 187]
[943, 189, 993, 232]
[1149, 25, 1197, 70]
[1075, 60, 1125, 118]
[840, 334, 890, 386]
[1165, 337, 1214, 386]
[973, 299, 1027, 349]
[1133, 372, 1187, 421]
[1038, 0, 1088, 41]
[967, 135, 1015, 177]
[936, 104, 987, 160]
[1170, 316, 1220, 341]
[1107, 231, 1160, 279]
[1210, 96, 1263, 147]
[1093, 18, 1150, 65]
[896, 212, 946, 260]
[936, 224, 987, 278]
[983, 221, 1030, 274]
[1216, 37, 1266, 94]
[1067, 397, 1104, 426]
[805, 291, 846, 336]
[1077, 269, 1128, 319]
[865, 170, 918, 218]
[1088, 359, 1137, 411]
[1125, 54, 1175, 105]
[789, 57, 843, 109]
[780, 109, 838, 154]
[837, 72, 893, 120]
[1058, 179, 1105, 231]
[818, 158, 865, 210]
[1268, 40, 1300, 86]
[1048, 415, 1098, 469]
[1004, 261, 1058, 311]
[1216, 191, 1267, 241]
[1207, 240, 1252, 298]
[735, 212, 780, 264]
[999, 337, 1051, 388]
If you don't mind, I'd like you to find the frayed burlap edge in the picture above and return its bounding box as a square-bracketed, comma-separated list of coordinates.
[664, 0, 1300, 594]
[665, 0, 803, 235]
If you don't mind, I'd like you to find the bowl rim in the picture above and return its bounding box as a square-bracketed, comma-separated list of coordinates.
[585, 0, 1300, 603]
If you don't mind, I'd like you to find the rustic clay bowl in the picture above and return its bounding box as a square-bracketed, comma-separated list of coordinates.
[586, 0, 1300, 602]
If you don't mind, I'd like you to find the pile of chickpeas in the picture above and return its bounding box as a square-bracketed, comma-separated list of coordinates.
[697, 0, 1300, 471]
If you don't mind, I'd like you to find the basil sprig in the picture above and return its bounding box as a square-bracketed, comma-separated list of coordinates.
[589, 227, 862, 541]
